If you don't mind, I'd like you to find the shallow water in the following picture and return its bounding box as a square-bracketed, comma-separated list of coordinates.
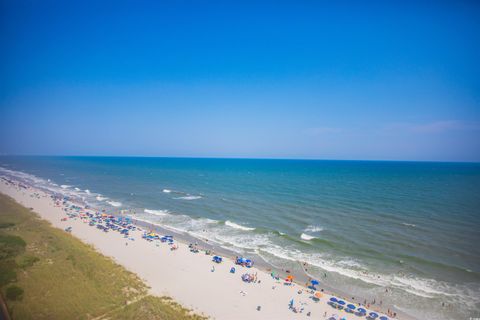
[1, 156, 479, 319]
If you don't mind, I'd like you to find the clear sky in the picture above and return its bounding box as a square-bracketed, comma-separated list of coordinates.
[1, 1, 479, 161]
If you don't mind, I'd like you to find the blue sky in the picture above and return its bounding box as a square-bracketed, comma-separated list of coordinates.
[1, 1, 479, 161]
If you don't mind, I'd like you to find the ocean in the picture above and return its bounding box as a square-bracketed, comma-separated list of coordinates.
[0, 156, 479, 319]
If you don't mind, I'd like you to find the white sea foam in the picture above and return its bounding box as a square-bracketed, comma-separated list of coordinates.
[337, 259, 363, 268]
[96, 196, 108, 201]
[162, 189, 172, 193]
[106, 201, 122, 207]
[60, 184, 70, 189]
[300, 233, 317, 240]
[225, 220, 255, 231]
[214, 233, 269, 250]
[144, 209, 170, 216]
[391, 275, 454, 297]
[174, 195, 202, 200]
[402, 222, 416, 227]
[74, 187, 81, 191]
[131, 217, 167, 230]
[305, 225, 323, 232]
[85, 189, 91, 194]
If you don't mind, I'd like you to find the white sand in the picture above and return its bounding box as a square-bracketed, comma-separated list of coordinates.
[0, 179, 396, 320]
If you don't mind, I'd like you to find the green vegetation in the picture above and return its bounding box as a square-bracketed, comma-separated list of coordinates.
[0, 194, 207, 320]
[6, 285, 24, 301]
[0, 222, 15, 229]
[107, 296, 206, 320]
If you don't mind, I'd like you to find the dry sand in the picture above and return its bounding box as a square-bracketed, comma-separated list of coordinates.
[0, 179, 395, 320]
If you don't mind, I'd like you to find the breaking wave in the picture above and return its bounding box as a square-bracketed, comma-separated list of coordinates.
[225, 220, 255, 231]
[106, 201, 122, 207]
[144, 209, 170, 216]
[402, 222, 416, 228]
[174, 195, 202, 200]
[301, 233, 317, 240]
[305, 225, 323, 233]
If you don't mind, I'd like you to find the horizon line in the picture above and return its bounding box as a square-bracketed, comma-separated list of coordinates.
[0, 154, 478, 164]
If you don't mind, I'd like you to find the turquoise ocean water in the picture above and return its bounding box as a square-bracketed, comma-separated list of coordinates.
[0, 156, 479, 319]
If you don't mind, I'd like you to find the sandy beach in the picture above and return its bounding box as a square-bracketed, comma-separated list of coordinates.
[0, 178, 398, 320]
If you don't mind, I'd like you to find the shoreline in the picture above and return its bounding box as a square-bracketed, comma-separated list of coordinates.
[0, 175, 406, 320]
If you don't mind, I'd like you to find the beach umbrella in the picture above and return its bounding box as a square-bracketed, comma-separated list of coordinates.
[311, 279, 319, 285]
[379, 317, 389, 320]
[314, 292, 323, 298]
[357, 308, 366, 314]
[347, 304, 356, 310]
[369, 312, 379, 319]
[286, 275, 294, 281]
[337, 300, 346, 306]
[329, 297, 338, 303]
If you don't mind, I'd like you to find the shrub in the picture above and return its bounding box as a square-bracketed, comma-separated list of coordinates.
[0, 234, 26, 259]
[17, 255, 40, 268]
[6, 285, 24, 301]
[0, 266, 16, 286]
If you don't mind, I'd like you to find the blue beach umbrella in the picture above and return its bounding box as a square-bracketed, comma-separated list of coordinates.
[330, 297, 338, 303]
[379, 317, 389, 320]
[311, 279, 319, 285]
[369, 312, 379, 319]
[337, 300, 346, 306]
[347, 304, 356, 310]
[357, 307, 366, 314]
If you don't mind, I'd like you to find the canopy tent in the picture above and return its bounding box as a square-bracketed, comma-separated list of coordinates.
[236, 257, 254, 267]
[212, 256, 223, 263]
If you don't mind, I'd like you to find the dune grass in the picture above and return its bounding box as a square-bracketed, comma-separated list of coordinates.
[0, 194, 206, 320]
